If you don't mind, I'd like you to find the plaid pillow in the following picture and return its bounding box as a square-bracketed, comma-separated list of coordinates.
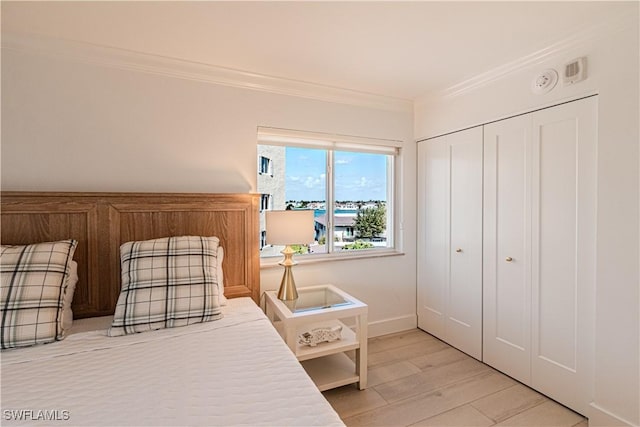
[0, 240, 78, 349]
[108, 236, 222, 336]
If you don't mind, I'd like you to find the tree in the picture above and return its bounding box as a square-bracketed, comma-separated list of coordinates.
[343, 240, 374, 250]
[290, 244, 309, 255]
[354, 205, 386, 239]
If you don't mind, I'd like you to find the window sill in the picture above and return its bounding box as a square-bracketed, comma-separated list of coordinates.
[260, 249, 405, 269]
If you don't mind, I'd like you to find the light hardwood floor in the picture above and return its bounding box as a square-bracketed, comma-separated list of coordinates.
[323, 329, 588, 427]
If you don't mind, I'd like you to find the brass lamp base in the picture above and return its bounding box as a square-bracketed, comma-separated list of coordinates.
[277, 245, 299, 301]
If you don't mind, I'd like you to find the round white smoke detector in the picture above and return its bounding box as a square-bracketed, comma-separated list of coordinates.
[531, 69, 558, 94]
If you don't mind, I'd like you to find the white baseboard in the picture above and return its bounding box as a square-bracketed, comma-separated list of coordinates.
[368, 314, 417, 338]
[589, 403, 637, 427]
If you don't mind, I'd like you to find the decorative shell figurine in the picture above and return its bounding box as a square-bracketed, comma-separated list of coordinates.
[298, 325, 343, 347]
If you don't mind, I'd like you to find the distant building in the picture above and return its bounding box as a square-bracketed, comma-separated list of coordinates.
[257, 145, 286, 250]
[314, 214, 356, 243]
[315, 207, 388, 249]
[340, 202, 358, 209]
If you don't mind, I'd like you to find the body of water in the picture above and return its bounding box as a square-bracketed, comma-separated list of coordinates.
[311, 209, 358, 217]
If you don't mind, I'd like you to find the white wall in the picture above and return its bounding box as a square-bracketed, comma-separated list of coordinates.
[415, 13, 639, 427]
[1, 48, 417, 337]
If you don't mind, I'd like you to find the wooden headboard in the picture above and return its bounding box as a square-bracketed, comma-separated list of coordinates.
[0, 192, 261, 318]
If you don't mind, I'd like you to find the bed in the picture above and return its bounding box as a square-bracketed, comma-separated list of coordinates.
[0, 192, 344, 426]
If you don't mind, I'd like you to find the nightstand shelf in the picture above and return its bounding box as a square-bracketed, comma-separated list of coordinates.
[273, 318, 359, 361]
[264, 284, 368, 391]
[301, 353, 360, 392]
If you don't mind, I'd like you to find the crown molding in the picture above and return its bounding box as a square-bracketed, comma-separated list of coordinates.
[415, 10, 636, 106]
[1, 32, 413, 113]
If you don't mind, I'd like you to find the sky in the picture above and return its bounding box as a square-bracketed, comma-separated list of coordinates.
[285, 147, 388, 202]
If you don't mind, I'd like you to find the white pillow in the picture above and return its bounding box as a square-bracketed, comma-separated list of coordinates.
[217, 246, 227, 306]
[108, 236, 222, 337]
[0, 240, 78, 349]
[61, 260, 79, 333]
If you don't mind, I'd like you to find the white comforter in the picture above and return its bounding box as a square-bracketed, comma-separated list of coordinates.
[1, 298, 344, 426]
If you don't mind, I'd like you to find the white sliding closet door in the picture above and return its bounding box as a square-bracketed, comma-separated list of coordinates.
[483, 96, 596, 414]
[418, 136, 448, 341]
[530, 98, 596, 414]
[417, 127, 483, 360]
[483, 114, 533, 385]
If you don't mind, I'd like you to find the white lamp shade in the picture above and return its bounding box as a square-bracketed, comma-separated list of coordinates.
[266, 210, 315, 245]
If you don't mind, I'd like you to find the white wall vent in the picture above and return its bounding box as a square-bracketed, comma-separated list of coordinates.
[563, 57, 587, 85]
[531, 69, 558, 94]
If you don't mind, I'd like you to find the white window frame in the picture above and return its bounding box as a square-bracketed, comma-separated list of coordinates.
[258, 127, 402, 262]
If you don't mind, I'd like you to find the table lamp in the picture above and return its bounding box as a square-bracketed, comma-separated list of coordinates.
[265, 210, 315, 301]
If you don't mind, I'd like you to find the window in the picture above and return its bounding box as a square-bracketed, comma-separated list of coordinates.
[260, 193, 272, 211]
[259, 156, 272, 176]
[257, 127, 399, 258]
[260, 230, 267, 250]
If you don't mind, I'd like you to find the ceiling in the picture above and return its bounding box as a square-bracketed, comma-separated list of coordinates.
[1, 1, 634, 100]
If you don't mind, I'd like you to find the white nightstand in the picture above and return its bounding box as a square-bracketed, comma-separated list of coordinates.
[264, 284, 368, 391]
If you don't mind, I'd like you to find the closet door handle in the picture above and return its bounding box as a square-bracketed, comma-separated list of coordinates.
[505, 256, 513, 262]
[455, 248, 463, 253]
